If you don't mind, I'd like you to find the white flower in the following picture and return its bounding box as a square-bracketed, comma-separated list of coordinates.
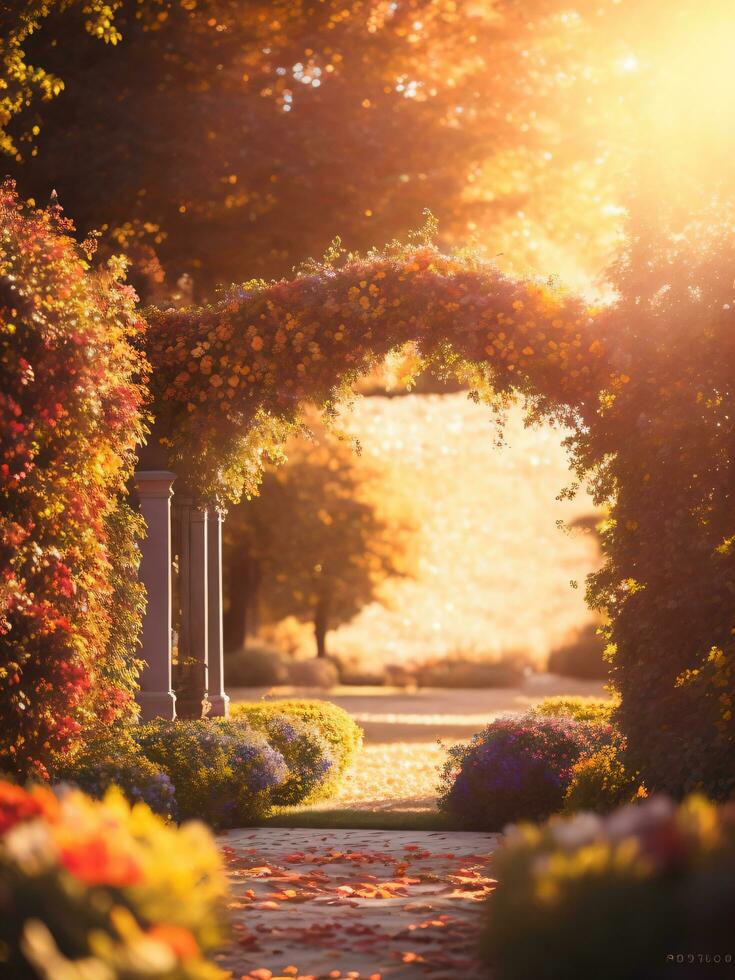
[551, 811, 603, 850]
[606, 795, 674, 842]
[3, 819, 57, 872]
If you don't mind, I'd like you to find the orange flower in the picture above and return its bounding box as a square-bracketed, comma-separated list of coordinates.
[0, 783, 59, 834]
[59, 835, 143, 887]
[147, 923, 200, 961]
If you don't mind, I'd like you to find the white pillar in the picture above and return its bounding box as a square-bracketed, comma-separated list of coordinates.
[188, 502, 209, 708]
[134, 470, 177, 721]
[207, 506, 230, 717]
[175, 495, 192, 662]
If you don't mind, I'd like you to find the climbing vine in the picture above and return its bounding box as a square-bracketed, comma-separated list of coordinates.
[2, 181, 732, 797]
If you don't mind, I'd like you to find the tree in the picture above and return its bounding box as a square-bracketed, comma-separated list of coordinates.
[0, 1, 124, 159]
[6, 2, 735, 295]
[224, 420, 416, 658]
[3, 0, 663, 293]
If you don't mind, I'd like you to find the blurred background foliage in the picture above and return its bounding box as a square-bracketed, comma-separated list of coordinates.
[7, 0, 734, 297]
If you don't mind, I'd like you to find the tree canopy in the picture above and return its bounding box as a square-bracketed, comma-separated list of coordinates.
[0, 0, 678, 292]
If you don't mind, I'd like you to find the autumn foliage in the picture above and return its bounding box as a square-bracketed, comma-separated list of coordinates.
[2, 0, 640, 289]
[224, 417, 417, 658]
[0, 184, 147, 776]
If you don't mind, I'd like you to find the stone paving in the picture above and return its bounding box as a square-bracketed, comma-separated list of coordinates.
[215, 827, 500, 980]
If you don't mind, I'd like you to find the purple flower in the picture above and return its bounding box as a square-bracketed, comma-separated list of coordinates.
[439, 714, 612, 830]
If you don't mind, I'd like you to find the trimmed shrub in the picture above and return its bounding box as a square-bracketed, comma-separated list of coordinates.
[482, 795, 735, 980]
[287, 657, 339, 688]
[232, 699, 363, 797]
[438, 715, 611, 830]
[0, 780, 228, 979]
[564, 742, 645, 813]
[135, 719, 287, 827]
[223, 643, 291, 687]
[51, 729, 176, 819]
[0, 184, 147, 777]
[216, 715, 334, 806]
[415, 655, 525, 689]
[533, 695, 617, 725]
[547, 624, 608, 680]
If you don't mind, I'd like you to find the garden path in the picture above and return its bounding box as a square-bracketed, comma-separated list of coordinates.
[218, 677, 605, 978]
[216, 827, 499, 980]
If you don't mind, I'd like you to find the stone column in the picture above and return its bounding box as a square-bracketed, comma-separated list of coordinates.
[172, 494, 210, 716]
[134, 470, 177, 721]
[175, 495, 192, 663]
[188, 502, 209, 693]
[207, 506, 230, 717]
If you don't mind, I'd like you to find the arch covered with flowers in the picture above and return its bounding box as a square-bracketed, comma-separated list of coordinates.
[147, 243, 613, 503]
[141, 226, 735, 800]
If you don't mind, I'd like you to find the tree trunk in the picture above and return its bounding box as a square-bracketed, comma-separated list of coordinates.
[223, 553, 248, 652]
[247, 559, 262, 636]
[223, 553, 260, 652]
[314, 594, 329, 658]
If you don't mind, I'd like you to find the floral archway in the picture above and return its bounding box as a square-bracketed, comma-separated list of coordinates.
[136, 241, 614, 723]
[147, 242, 612, 504]
[138, 225, 735, 798]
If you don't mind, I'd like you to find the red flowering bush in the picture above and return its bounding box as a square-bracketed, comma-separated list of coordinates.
[438, 715, 612, 830]
[0, 183, 147, 777]
[0, 779, 228, 978]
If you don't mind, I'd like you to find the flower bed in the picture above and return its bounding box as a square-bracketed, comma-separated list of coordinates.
[0, 780, 228, 978]
[52, 728, 177, 818]
[134, 719, 287, 828]
[216, 715, 334, 807]
[438, 715, 611, 830]
[482, 795, 735, 980]
[231, 699, 363, 801]
[54, 705, 361, 823]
